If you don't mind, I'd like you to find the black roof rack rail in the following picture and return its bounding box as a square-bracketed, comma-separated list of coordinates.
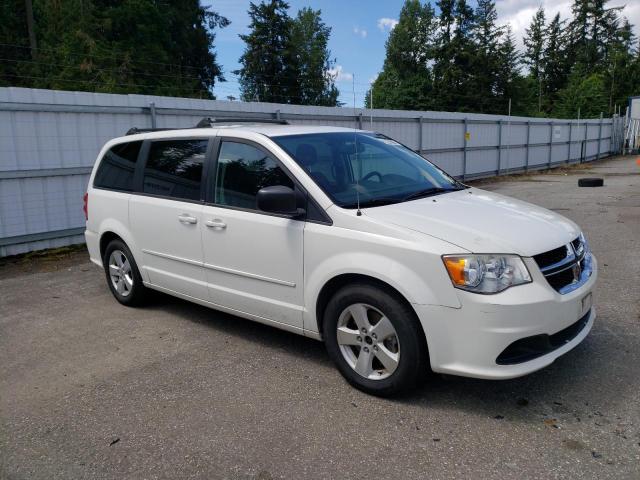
[125, 117, 289, 136]
[196, 117, 289, 127]
[125, 127, 186, 136]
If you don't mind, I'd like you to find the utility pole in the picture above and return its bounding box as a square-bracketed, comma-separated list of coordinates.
[24, 0, 37, 59]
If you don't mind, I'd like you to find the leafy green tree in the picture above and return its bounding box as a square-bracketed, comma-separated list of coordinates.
[0, 0, 32, 88]
[287, 8, 339, 106]
[553, 73, 608, 118]
[237, 0, 292, 103]
[0, 0, 229, 97]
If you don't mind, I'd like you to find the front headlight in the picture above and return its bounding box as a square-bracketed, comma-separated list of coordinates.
[442, 254, 532, 294]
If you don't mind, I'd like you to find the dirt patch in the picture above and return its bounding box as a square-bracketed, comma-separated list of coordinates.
[0, 244, 90, 279]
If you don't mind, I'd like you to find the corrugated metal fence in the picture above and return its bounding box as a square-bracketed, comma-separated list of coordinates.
[0, 87, 625, 256]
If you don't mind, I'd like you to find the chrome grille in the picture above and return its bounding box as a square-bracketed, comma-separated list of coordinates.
[534, 236, 593, 294]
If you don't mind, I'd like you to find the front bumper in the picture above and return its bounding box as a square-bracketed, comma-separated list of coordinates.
[414, 255, 597, 379]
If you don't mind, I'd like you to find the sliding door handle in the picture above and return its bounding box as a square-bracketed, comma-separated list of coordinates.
[178, 214, 198, 224]
[205, 219, 227, 229]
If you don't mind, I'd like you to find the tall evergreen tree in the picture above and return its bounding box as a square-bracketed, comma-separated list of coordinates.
[367, 0, 438, 110]
[523, 7, 546, 79]
[237, 0, 292, 103]
[433, 0, 477, 111]
[523, 6, 546, 113]
[474, 0, 502, 55]
[495, 26, 525, 114]
[542, 13, 570, 113]
[237, 1, 340, 105]
[437, 0, 456, 42]
[601, 18, 638, 114]
[287, 8, 339, 106]
[472, 0, 503, 113]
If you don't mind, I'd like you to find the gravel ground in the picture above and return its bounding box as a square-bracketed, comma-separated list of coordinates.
[1, 155, 639, 480]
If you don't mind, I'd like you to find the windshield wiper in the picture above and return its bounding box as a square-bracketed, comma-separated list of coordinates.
[342, 197, 402, 209]
[342, 186, 463, 209]
[401, 186, 461, 202]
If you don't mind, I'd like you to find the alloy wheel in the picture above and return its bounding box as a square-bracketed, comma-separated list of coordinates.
[336, 303, 401, 380]
[108, 249, 133, 297]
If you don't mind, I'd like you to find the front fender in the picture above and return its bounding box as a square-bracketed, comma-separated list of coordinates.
[303, 225, 462, 334]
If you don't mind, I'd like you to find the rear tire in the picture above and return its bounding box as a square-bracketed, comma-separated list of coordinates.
[324, 283, 429, 396]
[103, 239, 149, 307]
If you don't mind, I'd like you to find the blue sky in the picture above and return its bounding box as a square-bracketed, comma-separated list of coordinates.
[205, 0, 640, 107]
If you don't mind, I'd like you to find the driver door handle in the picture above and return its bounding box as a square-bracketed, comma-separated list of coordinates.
[178, 214, 198, 224]
[205, 219, 227, 229]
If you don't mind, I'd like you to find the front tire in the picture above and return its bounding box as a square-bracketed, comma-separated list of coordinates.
[324, 283, 428, 396]
[103, 239, 149, 306]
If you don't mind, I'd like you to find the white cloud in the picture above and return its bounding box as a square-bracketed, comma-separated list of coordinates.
[377, 18, 399, 32]
[353, 26, 368, 38]
[327, 65, 354, 82]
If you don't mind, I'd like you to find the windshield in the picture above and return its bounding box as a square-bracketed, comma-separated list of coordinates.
[272, 132, 464, 209]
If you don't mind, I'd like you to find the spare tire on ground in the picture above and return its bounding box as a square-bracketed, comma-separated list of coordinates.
[578, 177, 604, 187]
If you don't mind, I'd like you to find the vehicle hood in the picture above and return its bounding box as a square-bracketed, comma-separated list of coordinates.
[362, 188, 580, 256]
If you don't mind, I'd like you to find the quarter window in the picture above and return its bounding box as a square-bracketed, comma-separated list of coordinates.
[93, 141, 142, 191]
[143, 139, 207, 201]
[214, 141, 294, 210]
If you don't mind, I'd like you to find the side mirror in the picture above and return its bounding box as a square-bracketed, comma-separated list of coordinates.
[256, 185, 305, 217]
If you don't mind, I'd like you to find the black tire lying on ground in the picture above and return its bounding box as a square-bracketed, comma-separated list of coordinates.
[578, 177, 604, 187]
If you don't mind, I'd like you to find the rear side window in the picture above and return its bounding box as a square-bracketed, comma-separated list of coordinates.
[143, 139, 208, 201]
[93, 141, 142, 191]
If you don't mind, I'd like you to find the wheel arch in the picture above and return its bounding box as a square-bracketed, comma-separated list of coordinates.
[315, 273, 427, 346]
[99, 231, 124, 261]
[98, 226, 144, 282]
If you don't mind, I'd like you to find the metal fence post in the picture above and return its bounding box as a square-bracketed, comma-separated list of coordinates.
[525, 121, 531, 173]
[418, 116, 424, 153]
[497, 120, 503, 175]
[358, 113, 363, 130]
[462, 118, 468, 180]
[596, 112, 603, 160]
[149, 102, 157, 128]
[582, 120, 588, 163]
[568, 121, 573, 164]
[548, 121, 554, 168]
[275, 109, 281, 121]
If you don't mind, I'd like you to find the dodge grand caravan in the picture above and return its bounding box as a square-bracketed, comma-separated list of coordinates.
[84, 119, 597, 396]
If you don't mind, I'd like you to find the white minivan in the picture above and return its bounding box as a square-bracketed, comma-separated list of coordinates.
[84, 119, 597, 396]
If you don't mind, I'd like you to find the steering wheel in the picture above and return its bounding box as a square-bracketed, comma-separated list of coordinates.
[362, 171, 383, 182]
